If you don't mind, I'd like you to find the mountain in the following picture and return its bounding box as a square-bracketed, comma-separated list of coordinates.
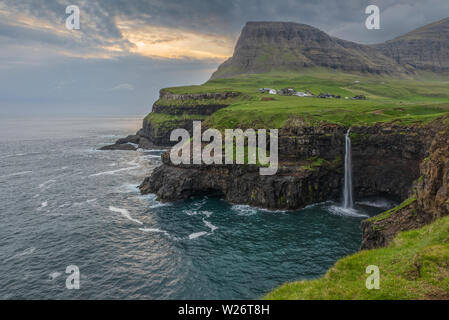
[373, 17, 449, 73]
[211, 18, 449, 79]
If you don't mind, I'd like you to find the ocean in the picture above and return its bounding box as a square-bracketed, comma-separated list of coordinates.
[0, 116, 391, 299]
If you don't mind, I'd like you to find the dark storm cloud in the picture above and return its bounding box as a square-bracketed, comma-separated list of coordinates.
[1, 0, 448, 47]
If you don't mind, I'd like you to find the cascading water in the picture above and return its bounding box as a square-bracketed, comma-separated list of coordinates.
[343, 129, 353, 208]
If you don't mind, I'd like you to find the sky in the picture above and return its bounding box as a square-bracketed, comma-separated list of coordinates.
[0, 0, 448, 116]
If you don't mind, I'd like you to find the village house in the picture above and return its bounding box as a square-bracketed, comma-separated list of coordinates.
[295, 91, 313, 97]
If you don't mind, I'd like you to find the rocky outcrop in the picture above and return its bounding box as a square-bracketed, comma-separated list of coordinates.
[99, 133, 156, 151]
[140, 91, 237, 146]
[153, 91, 240, 116]
[140, 117, 196, 147]
[140, 121, 435, 210]
[361, 116, 449, 249]
[152, 103, 229, 116]
[140, 150, 342, 210]
[99, 91, 237, 150]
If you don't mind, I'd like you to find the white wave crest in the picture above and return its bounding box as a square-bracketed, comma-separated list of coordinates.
[188, 231, 208, 240]
[0, 171, 33, 178]
[109, 206, 143, 225]
[139, 228, 170, 236]
[231, 204, 258, 216]
[89, 166, 140, 177]
[184, 210, 212, 218]
[5, 247, 36, 262]
[49, 272, 62, 280]
[38, 179, 56, 189]
[203, 219, 218, 232]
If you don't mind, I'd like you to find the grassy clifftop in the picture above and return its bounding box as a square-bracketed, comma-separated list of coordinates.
[264, 214, 449, 300]
[157, 71, 449, 129]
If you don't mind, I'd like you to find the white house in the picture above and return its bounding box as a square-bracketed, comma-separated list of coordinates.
[269, 89, 277, 95]
[295, 91, 312, 97]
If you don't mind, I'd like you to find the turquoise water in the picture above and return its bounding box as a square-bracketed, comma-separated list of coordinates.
[0, 117, 391, 299]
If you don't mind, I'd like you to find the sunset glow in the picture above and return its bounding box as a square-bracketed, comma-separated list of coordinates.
[117, 21, 235, 60]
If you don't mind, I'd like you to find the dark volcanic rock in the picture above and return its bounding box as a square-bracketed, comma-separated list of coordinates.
[361, 116, 449, 249]
[140, 121, 435, 210]
[138, 91, 238, 147]
[99, 134, 159, 151]
[116, 135, 140, 145]
[140, 153, 342, 210]
[152, 103, 229, 116]
[141, 117, 196, 147]
[99, 143, 137, 151]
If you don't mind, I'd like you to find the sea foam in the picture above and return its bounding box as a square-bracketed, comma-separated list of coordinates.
[109, 206, 143, 225]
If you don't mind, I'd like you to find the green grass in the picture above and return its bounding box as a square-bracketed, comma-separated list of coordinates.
[155, 70, 449, 129]
[368, 196, 417, 223]
[145, 112, 207, 127]
[154, 96, 246, 107]
[263, 214, 449, 300]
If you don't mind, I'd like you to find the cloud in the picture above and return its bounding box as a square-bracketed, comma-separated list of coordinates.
[0, 0, 448, 65]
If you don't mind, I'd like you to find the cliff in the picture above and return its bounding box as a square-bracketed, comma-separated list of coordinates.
[361, 116, 449, 249]
[100, 90, 240, 150]
[140, 122, 434, 210]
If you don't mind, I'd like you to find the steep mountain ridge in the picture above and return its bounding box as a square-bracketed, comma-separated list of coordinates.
[373, 17, 449, 73]
[212, 18, 449, 79]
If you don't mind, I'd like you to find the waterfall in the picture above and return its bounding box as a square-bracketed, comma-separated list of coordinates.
[343, 129, 353, 208]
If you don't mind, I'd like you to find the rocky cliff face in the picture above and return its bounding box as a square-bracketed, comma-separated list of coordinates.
[361, 116, 449, 249]
[140, 151, 342, 210]
[140, 91, 238, 147]
[100, 91, 237, 149]
[211, 18, 449, 79]
[140, 121, 434, 210]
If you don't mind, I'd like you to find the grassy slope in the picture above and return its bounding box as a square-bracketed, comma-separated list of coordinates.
[264, 214, 449, 300]
[158, 70, 449, 129]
